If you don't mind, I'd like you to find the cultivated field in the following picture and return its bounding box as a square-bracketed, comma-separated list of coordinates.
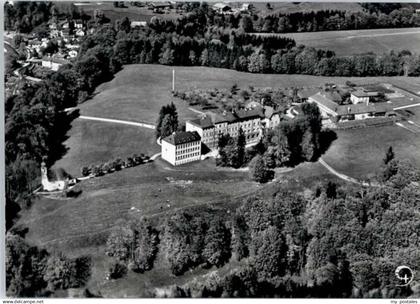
[254, 2, 364, 15]
[322, 125, 420, 179]
[267, 28, 420, 56]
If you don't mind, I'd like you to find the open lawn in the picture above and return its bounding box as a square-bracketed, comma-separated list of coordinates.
[322, 125, 420, 180]
[53, 118, 160, 177]
[270, 28, 420, 56]
[80, 64, 420, 124]
[19, 158, 259, 251]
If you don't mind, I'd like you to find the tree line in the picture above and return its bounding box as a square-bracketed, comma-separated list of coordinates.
[244, 7, 420, 33]
[6, 232, 91, 297]
[104, 152, 420, 298]
[91, 9, 420, 76]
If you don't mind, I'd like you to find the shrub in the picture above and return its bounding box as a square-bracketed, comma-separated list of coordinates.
[108, 261, 127, 280]
[81, 166, 90, 177]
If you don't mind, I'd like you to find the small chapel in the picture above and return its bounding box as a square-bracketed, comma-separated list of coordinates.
[41, 162, 72, 192]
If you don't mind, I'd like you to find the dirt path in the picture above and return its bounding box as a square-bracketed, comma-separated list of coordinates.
[78, 115, 156, 129]
[318, 157, 361, 185]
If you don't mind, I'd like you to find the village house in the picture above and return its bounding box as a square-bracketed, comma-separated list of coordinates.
[308, 92, 395, 123]
[42, 55, 70, 71]
[130, 21, 147, 28]
[161, 131, 201, 166]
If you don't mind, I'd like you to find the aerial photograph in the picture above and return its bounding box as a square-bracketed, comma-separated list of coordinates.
[3, 0, 420, 300]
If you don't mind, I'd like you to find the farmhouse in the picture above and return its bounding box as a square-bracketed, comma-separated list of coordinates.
[161, 131, 201, 166]
[308, 92, 395, 123]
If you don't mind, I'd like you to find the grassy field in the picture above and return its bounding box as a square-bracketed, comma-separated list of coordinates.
[254, 2, 364, 15]
[80, 64, 420, 124]
[52, 118, 160, 177]
[322, 125, 420, 180]
[74, 2, 182, 24]
[277, 28, 420, 56]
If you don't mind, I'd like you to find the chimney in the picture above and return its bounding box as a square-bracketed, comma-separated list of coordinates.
[347, 107, 351, 113]
[366, 98, 369, 106]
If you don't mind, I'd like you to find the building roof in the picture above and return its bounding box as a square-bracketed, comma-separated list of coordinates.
[351, 90, 378, 98]
[188, 117, 214, 129]
[235, 108, 264, 120]
[162, 131, 201, 145]
[263, 106, 280, 119]
[309, 93, 339, 113]
[42, 56, 70, 65]
[361, 84, 394, 94]
[298, 88, 321, 99]
[336, 102, 393, 116]
[213, 111, 237, 124]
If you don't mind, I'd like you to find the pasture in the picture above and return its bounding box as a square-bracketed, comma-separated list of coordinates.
[74, 2, 182, 24]
[80, 64, 420, 124]
[322, 125, 420, 180]
[53, 118, 160, 177]
[272, 28, 420, 56]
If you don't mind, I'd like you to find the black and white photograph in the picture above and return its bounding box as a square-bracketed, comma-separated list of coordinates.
[2, 0, 420, 301]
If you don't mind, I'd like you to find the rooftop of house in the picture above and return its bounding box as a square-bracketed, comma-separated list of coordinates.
[336, 102, 393, 116]
[213, 3, 231, 9]
[188, 116, 214, 129]
[309, 93, 340, 113]
[351, 89, 379, 98]
[42, 55, 70, 64]
[162, 131, 201, 145]
[298, 88, 321, 99]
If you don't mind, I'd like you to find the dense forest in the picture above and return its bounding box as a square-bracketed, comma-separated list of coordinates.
[102, 154, 420, 298]
[246, 7, 420, 33]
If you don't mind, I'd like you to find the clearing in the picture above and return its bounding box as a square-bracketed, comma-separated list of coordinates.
[322, 125, 420, 180]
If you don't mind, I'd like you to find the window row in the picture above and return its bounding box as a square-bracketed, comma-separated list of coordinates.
[176, 152, 200, 161]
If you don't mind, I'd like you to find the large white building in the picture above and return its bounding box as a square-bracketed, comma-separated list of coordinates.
[161, 131, 201, 166]
[186, 107, 280, 150]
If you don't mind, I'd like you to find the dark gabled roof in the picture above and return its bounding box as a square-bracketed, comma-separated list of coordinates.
[361, 84, 394, 94]
[235, 108, 264, 120]
[188, 117, 214, 129]
[351, 90, 378, 98]
[213, 111, 237, 124]
[162, 131, 201, 145]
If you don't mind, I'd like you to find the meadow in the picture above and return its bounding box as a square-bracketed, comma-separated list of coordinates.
[53, 118, 159, 177]
[322, 124, 420, 180]
[266, 27, 420, 56]
[80, 64, 420, 124]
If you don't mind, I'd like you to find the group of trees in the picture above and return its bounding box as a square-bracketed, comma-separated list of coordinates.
[217, 129, 246, 168]
[6, 232, 91, 297]
[81, 153, 150, 177]
[105, 218, 159, 275]
[216, 102, 325, 183]
[246, 7, 420, 33]
[94, 9, 420, 77]
[156, 103, 179, 139]
[146, 151, 420, 297]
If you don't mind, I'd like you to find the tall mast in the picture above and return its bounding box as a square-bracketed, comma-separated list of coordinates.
[172, 69, 175, 92]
